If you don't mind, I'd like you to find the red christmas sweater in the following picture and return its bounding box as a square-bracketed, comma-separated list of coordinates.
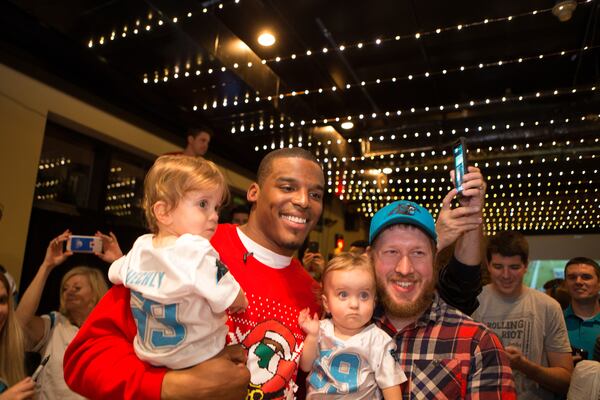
[64, 224, 320, 400]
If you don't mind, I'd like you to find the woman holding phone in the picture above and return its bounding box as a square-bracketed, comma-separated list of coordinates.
[0, 272, 35, 399]
[16, 230, 109, 400]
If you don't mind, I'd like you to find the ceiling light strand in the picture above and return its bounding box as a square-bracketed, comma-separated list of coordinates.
[86, 0, 242, 48]
[257, 1, 592, 64]
[244, 46, 594, 103]
[184, 46, 596, 110]
[233, 83, 597, 131]
[350, 113, 596, 146]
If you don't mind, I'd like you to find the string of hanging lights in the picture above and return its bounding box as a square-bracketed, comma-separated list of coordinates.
[249, 113, 598, 154]
[260, 0, 594, 64]
[238, 83, 597, 136]
[86, 0, 242, 48]
[180, 45, 597, 111]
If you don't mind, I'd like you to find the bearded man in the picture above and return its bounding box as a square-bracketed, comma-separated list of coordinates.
[369, 188, 516, 398]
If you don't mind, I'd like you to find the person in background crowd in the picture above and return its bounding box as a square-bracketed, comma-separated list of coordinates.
[182, 127, 212, 157]
[542, 278, 570, 310]
[63, 148, 489, 400]
[349, 240, 369, 255]
[543, 278, 563, 296]
[0, 265, 18, 305]
[16, 231, 108, 400]
[230, 204, 250, 226]
[298, 252, 406, 399]
[0, 273, 35, 400]
[473, 231, 572, 399]
[370, 191, 516, 399]
[563, 257, 600, 360]
[164, 126, 213, 158]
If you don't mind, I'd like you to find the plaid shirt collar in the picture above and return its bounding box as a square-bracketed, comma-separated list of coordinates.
[373, 292, 443, 336]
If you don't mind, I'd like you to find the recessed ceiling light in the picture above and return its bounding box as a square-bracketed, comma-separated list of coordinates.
[552, 0, 577, 22]
[341, 121, 354, 130]
[258, 32, 275, 47]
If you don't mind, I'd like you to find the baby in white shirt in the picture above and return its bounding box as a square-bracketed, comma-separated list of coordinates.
[109, 155, 247, 369]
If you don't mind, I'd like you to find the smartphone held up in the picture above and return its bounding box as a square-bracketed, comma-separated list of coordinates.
[452, 137, 468, 194]
[32, 354, 50, 382]
[66, 235, 102, 253]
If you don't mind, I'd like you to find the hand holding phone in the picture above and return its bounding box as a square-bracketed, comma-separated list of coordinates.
[67, 235, 103, 253]
[571, 347, 588, 364]
[451, 138, 486, 210]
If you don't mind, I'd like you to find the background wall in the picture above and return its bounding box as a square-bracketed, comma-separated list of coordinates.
[0, 83, 46, 285]
[526, 234, 600, 260]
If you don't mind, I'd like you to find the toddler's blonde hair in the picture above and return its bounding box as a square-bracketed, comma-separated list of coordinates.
[143, 155, 230, 233]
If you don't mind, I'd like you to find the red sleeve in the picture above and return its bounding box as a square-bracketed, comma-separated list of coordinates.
[63, 285, 167, 400]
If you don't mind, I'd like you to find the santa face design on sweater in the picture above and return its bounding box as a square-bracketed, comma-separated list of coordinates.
[241, 320, 300, 400]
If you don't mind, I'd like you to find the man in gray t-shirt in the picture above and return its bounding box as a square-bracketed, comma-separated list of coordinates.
[472, 231, 572, 400]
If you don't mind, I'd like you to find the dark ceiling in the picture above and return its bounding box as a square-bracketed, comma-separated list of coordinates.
[1, 0, 599, 235]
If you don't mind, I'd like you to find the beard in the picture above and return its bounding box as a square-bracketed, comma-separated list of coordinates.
[280, 238, 304, 251]
[276, 220, 315, 252]
[377, 274, 437, 318]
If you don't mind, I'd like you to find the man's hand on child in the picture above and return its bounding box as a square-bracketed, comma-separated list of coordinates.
[298, 307, 320, 337]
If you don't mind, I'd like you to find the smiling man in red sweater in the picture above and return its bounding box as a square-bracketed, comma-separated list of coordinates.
[64, 148, 323, 400]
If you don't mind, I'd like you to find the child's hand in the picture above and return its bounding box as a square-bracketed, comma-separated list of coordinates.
[229, 289, 248, 314]
[298, 308, 320, 336]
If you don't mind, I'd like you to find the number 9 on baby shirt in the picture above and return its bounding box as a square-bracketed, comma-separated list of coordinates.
[108, 233, 242, 369]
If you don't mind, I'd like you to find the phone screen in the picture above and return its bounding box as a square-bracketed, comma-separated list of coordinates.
[307, 241, 319, 253]
[67, 235, 102, 253]
[453, 139, 467, 193]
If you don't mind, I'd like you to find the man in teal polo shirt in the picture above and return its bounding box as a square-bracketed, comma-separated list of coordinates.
[563, 257, 600, 360]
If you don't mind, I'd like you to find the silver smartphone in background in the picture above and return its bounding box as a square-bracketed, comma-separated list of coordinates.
[32, 354, 50, 382]
[66, 235, 102, 253]
[452, 137, 468, 194]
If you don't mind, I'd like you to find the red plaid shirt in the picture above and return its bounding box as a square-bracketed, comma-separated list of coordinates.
[374, 293, 516, 400]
